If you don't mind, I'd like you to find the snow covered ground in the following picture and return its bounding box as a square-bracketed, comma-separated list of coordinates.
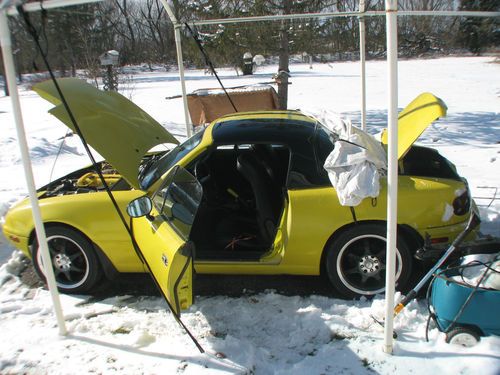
[0, 56, 499, 374]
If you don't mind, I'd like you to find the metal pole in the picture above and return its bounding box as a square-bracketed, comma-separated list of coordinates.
[0, 10, 67, 336]
[189, 10, 500, 27]
[160, 0, 193, 138]
[6, 0, 103, 15]
[359, 0, 367, 131]
[383, 0, 398, 354]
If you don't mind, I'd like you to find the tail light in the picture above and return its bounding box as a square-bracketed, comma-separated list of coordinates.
[453, 188, 471, 216]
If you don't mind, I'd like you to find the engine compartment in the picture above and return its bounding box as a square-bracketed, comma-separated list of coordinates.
[39, 162, 131, 198]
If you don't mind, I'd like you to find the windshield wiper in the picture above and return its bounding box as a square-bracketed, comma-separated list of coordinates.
[138, 152, 167, 182]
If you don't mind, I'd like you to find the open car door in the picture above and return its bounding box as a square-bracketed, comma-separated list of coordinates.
[129, 166, 202, 316]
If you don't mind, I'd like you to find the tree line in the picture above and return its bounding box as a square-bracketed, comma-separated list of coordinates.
[1, 0, 498, 99]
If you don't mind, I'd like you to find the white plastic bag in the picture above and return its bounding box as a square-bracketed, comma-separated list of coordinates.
[323, 121, 387, 206]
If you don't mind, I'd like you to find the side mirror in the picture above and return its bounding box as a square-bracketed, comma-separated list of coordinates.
[127, 196, 153, 218]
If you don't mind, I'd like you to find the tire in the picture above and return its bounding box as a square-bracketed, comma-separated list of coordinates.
[325, 224, 413, 299]
[445, 327, 481, 347]
[32, 226, 102, 294]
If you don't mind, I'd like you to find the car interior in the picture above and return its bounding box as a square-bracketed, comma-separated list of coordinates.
[400, 146, 461, 180]
[189, 143, 291, 261]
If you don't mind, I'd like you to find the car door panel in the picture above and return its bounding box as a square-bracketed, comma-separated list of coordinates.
[132, 166, 202, 316]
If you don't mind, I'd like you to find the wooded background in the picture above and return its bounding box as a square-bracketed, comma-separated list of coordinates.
[1, 1, 498, 92]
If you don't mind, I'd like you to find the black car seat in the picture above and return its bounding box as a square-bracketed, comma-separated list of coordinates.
[250, 144, 281, 186]
[236, 152, 282, 245]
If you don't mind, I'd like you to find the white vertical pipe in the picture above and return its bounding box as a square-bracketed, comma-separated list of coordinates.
[160, 0, 193, 138]
[383, 0, 398, 354]
[0, 10, 67, 336]
[359, 0, 367, 131]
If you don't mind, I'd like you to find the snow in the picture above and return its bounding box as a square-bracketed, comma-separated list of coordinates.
[1, 56, 500, 374]
[449, 253, 500, 290]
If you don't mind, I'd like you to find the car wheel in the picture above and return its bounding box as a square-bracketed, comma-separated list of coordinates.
[445, 327, 481, 347]
[32, 226, 102, 293]
[325, 224, 413, 299]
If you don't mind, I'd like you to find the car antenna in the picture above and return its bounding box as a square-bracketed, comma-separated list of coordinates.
[18, 5, 205, 354]
[184, 22, 238, 112]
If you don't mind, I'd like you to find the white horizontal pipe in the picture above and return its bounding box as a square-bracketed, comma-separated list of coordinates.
[398, 10, 500, 17]
[6, 0, 102, 15]
[190, 10, 499, 26]
[5, 2, 496, 19]
[191, 11, 362, 25]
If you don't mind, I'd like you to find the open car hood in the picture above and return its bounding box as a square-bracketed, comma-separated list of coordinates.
[34, 78, 179, 189]
[381, 92, 447, 160]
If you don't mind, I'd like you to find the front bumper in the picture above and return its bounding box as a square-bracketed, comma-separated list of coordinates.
[2, 227, 31, 258]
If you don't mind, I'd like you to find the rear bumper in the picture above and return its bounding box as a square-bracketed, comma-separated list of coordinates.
[416, 236, 500, 262]
[414, 218, 475, 262]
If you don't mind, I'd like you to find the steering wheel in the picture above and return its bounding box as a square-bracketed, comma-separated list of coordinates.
[194, 160, 211, 185]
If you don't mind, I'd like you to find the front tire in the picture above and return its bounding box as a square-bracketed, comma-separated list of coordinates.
[445, 327, 481, 347]
[32, 226, 102, 293]
[325, 224, 413, 299]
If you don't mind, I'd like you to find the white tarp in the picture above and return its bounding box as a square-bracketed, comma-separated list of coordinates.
[314, 112, 387, 206]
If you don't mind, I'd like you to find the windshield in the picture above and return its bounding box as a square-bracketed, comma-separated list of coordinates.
[139, 129, 205, 190]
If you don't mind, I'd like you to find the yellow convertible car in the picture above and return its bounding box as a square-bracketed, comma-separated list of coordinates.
[2, 79, 475, 313]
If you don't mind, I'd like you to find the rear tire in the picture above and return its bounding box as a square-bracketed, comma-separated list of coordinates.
[32, 226, 102, 294]
[325, 224, 413, 299]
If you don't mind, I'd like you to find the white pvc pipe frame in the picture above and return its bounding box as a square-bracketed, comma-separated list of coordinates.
[383, 0, 398, 354]
[359, 0, 367, 131]
[0, 9, 67, 336]
[1, 0, 498, 350]
[1, 0, 104, 337]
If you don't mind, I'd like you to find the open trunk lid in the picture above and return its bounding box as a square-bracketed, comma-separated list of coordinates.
[381, 92, 447, 160]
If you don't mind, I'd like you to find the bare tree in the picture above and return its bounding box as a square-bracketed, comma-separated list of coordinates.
[139, 0, 175, 68]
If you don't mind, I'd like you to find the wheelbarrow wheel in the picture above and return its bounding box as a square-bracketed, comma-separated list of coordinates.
[445, 327, 481, 347]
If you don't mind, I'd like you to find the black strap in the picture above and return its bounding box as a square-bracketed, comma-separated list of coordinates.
[184, 22, 238, 112]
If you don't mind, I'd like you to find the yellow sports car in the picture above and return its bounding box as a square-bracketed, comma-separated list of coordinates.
[2, 79, 475, 314]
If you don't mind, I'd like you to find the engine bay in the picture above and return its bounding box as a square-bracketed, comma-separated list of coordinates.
[40, 162, 131, 198]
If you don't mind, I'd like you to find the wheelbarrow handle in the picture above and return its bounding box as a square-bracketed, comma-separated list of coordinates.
[394, 212, 481, 317]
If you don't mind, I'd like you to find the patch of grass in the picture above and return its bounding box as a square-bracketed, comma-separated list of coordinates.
[210, 330, 227, 339]
[361, 358, 377, 373]
[112, 327, 132, 335]
[330, 331, 354, 341]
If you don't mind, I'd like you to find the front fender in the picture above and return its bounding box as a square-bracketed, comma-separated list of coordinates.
[4, 190, 145, 272]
